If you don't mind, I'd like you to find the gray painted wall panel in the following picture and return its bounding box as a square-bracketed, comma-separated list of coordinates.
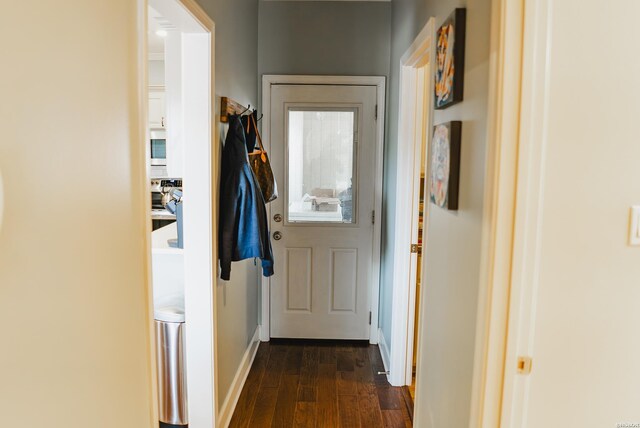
[258, 0, 391, 346]
[384, 0, 492, 426]
[258, 1, 391, 77]
[194, 0, 261, 410]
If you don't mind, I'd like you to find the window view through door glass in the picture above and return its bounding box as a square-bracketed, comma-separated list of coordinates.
[287, 110, 356, 223]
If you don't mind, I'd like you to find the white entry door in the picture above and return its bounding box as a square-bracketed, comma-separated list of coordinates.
[269, 84, 378, 339]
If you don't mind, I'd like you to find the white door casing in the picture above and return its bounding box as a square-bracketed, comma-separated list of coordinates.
[268, 84, 379, 340]
[386, 18, 435, 388]
[261, 76, 386, 344]
[146, 0, 217, 426]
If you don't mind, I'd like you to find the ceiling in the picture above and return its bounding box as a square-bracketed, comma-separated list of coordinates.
[148, 0, 391, 57]
[148, 6, 174, 57]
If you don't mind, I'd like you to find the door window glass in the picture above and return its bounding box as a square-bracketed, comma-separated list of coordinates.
[287, 109, 356, 224]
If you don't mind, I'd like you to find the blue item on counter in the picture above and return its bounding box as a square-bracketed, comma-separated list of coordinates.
[165, 189, 184, 249]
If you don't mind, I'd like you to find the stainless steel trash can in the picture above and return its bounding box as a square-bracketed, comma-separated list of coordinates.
[155, 305, 188, 425]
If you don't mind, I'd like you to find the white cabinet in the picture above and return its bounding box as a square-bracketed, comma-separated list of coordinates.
[149, 88, 166, 129]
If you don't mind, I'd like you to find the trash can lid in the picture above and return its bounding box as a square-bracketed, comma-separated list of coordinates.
[154, 305, 185, 323]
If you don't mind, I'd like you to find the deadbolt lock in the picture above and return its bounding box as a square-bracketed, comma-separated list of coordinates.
[274, 214, 283, 223]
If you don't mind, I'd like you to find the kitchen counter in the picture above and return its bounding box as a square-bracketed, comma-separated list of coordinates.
[152, 222, 182, 253]
[151, 209, 176, 220]
[151, 222, 184, 310]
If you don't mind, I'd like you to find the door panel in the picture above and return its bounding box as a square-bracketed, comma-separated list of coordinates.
[269, 85, 377, 339]
[330, 248, 358, 313]
[285, 247, 313, 312]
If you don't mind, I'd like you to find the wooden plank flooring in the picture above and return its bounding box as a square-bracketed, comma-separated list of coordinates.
[230, 340, 412, 428]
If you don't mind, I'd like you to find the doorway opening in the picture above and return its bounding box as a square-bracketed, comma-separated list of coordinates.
[260, 75, 386, 343]
[387, 19, 436, 402]
[142, 0, 216, 426]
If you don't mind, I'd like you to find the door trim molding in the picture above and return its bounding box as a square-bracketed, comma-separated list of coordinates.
[467, 0, 528, 425]
[178, 0, 214, 30]
[143, 0, 217, 426]
[260, 75, 386, 344]
[388, 18, 435, 387]
[137, 1, 159, 423]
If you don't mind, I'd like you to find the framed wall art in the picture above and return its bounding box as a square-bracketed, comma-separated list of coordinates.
[430, 121, 462, 210]
[434, 8, 466, 109]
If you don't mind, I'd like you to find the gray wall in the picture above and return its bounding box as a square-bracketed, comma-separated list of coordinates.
[195, 0, 261, 410]
[258, 1, 391, 77]
[194, 1, 491, 422]
[384, 0, 492, 426]
[198, 0, 259, 108]
[257, 0, 391, 346]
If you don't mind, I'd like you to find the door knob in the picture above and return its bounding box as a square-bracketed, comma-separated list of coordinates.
[273, 231, 283, 241]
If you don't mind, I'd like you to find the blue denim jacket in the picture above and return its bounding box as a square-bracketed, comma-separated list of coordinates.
[219, 115, 274, 281]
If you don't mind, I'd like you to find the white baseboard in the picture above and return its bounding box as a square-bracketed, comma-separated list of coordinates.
[369, 324, 379, 344]
[217, 326, 261, 428]
[377, 328, 391, 379]
[259, 321, 270, 342]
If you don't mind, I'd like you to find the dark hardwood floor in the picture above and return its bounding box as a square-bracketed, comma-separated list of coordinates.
[229, 340, 412, 428]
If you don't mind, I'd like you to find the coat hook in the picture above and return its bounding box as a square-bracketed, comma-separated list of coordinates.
[256, 113, 264, 122]
[240, 104, 251, 115]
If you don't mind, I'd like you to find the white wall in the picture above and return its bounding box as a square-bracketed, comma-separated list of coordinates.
[164, 32, 184, 178]
[506, 0, 640, 426]
[149, 60, 165, 86]
[0, 1, 154, 427]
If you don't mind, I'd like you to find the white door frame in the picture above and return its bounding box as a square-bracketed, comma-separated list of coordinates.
[136, 3, 159, 423]
[467, 0, 526, 425]
[387, 18, 435, 387]
[140, 1, 218, 426]
[487, 0, 549, 425]
[260, 75, 386, 344]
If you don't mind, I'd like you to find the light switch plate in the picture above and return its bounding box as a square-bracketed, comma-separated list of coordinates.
[630, 206, 640, 246]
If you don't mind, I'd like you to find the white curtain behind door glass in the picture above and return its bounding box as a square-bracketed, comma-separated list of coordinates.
[287, 110, 355, 223]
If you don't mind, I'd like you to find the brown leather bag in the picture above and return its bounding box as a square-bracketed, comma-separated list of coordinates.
[247, 115, 278, 203]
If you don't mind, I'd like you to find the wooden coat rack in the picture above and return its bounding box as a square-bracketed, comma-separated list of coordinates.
[220, 97, 249, 123]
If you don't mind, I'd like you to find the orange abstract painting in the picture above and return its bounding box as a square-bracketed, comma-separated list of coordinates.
[435, 9, 466, 109]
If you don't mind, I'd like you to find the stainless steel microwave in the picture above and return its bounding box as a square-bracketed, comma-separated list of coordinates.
[150, 130, 167, 166]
